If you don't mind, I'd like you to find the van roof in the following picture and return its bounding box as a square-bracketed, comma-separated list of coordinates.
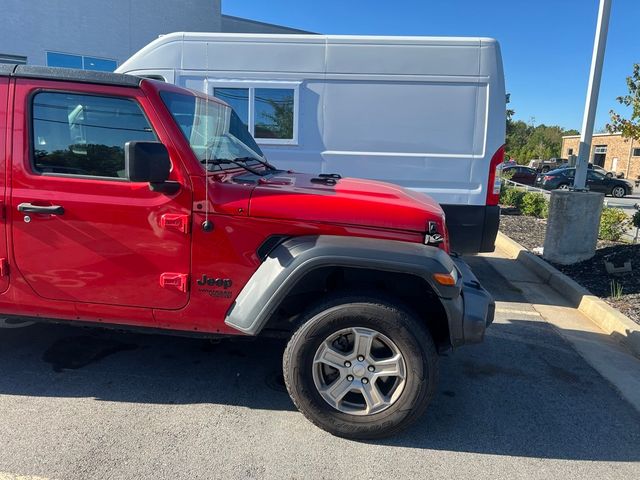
[0, 64, 141, 88]
[117, 32, 500, 78]
[156, 31, 496, 45]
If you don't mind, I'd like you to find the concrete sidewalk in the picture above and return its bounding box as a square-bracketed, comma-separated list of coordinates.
[465, 245, 640, 414]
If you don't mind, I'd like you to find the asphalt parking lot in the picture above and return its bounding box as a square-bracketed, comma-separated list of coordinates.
[1, 257, 639, 480]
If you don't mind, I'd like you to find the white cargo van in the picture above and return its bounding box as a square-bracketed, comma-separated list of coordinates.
[117, 33, 506, 253]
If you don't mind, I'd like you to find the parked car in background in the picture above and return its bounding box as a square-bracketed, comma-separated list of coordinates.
[501, 166, 537, 186]
[528, 158, 567, 173]
[556, 162, 616, 178]
[497, 159, 517, 170]
[591, 164, 615, 178]
[534, 168, 633, 197]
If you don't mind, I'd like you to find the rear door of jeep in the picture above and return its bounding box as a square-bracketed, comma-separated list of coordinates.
[10, 74, 192, 310]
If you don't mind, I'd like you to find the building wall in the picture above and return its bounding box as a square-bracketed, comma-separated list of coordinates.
[1, 0, 222, 69]
[561, 134, 640, 179]
[221, 15, 314, 34]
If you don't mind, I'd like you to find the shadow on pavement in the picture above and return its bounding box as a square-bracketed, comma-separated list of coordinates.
[0, 311, 639, 462]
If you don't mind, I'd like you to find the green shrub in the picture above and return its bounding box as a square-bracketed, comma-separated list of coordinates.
[520, 192, 548, 218]
[500, 168, 514, 182]
[632, 209, 640, 229]
[599, 208, 630, 241]
[501, 187, 526, 208]
[540, 199, 549, 219]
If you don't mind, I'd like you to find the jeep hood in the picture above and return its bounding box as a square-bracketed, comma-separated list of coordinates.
[248, 173, 444, 233]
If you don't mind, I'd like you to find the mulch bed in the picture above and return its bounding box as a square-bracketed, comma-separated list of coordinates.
[498, 211, 640, 325]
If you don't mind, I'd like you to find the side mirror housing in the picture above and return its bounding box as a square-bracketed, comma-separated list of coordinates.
[125, 141, 179, 194]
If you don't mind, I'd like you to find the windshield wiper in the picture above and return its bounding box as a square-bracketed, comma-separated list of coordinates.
[202, 158, 265, 176]
[233, 156, 278, 171]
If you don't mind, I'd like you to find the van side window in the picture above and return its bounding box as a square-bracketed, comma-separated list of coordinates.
[254, 88, 294, 140]
[213, 88, 249, 128]
[32, 92, 156, 178]
[212, 84, 298, 144]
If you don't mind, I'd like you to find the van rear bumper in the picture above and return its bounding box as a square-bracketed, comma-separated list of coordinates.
[441, 204, 500, 255]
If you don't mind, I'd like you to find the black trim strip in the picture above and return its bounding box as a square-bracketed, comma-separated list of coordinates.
[1, 65, 141, 88]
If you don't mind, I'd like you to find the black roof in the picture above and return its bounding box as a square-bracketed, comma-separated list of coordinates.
[0, 64, 141, 88]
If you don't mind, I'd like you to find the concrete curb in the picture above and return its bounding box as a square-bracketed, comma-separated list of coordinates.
[495, 231, 640, 357]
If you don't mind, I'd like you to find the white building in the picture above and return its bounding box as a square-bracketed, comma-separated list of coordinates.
[0, 0, 309, 71]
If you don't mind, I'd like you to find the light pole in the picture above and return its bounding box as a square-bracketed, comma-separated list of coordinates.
[543, 0, 612, 265]
[574, 0, 612, 190]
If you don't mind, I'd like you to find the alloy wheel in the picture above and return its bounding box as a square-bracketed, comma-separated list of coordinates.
[312, 327, 407, 415]
[612, 186, 625, 198]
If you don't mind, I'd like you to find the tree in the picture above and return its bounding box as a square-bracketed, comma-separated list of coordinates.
[505, 94, 578, 163]
[255, 97, 294, 139]
[506, 121, 577, 163]
[607, 63, 640, 140]
[506, 93, 515, 123]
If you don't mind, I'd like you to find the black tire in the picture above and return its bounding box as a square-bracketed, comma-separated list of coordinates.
[557, 183, 570, 190]
[282, 293, 438, 439]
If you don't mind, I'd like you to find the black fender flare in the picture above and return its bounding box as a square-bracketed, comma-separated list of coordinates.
[224, 235, 462, 336]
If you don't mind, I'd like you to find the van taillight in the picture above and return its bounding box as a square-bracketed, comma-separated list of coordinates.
[486, 145, 505, 206]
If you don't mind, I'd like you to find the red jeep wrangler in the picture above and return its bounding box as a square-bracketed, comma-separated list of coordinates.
[0, 65, 494, 439]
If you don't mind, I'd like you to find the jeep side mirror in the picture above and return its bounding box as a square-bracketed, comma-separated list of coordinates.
[125, 141, 180, 194]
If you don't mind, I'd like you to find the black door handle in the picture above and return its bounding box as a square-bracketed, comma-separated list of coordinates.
[17, 203, 65, 215]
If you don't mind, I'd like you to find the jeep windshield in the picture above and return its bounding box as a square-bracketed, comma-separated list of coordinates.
[159, 90, 265, 171]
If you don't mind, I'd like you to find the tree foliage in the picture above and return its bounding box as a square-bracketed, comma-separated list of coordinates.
[256, 99, 294, 139]
[506, 120, 578, 164]
[505, 93, 578, 163]
[607, 63, 640, 140]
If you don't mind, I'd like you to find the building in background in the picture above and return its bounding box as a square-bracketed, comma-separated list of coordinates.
[561, 133, 640, 179]
[0, 0, 310, 72]
[221, 15, 313, 35]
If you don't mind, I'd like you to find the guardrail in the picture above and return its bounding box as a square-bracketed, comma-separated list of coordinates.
[503, 179, 551, 196]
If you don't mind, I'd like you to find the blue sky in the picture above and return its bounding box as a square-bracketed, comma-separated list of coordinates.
[223, 0, 639, 132]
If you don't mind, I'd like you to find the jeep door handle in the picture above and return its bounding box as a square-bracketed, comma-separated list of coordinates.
[17, 203, 65, 215]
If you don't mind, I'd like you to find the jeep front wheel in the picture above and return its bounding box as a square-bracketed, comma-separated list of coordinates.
[282, 294, 438, 439]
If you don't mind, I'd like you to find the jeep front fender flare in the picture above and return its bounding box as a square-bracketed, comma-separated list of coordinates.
[224, 235, 460, 336]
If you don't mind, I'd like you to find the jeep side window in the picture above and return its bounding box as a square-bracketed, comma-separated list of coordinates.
[32, 92, 156, 179]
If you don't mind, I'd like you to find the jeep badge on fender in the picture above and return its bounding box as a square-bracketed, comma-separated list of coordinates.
[196, 275, 233, 289]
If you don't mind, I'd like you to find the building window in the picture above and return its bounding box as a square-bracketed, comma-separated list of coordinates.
[31, 91, 156, 179]
[0, 53, 27, 65]
[212, 82, 299, 144]
[594, 145, 608, 154]
[568, 148, 574, 155]
[46, 52, 117, 72]
[633, 148, 640, 157]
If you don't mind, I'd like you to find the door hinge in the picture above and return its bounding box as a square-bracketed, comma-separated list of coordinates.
[160, 214, 190, 234]
[159, 273, 189, 293]
[0, 258, 7, 277]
